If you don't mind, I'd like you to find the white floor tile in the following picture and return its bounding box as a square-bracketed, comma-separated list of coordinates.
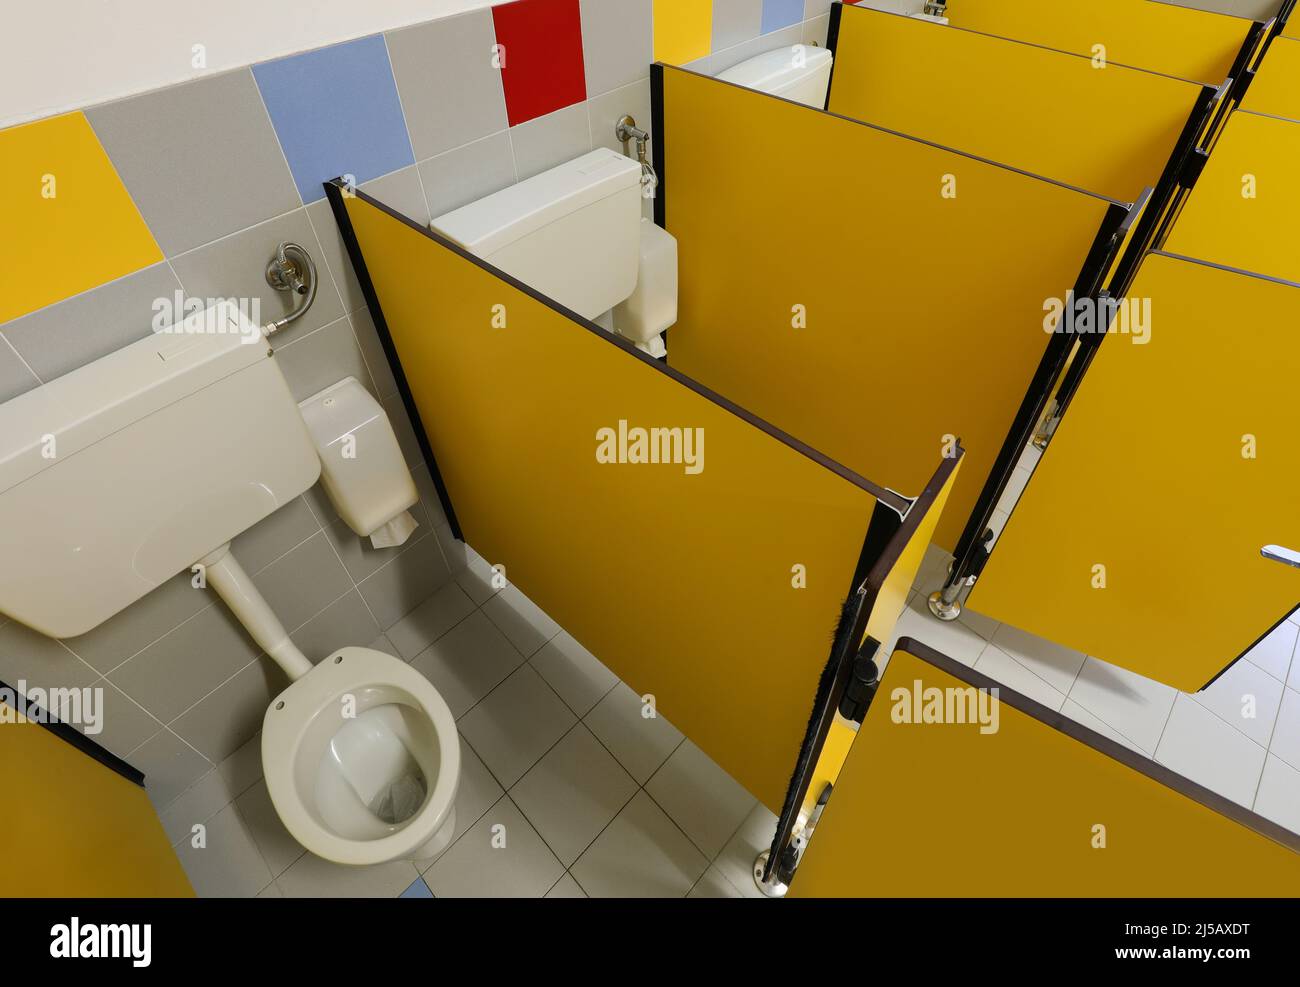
[885, 594, 987, 667]
[1060, 698, 1148, 756]
[530, 631, 618, 716]
[511, 724, 637, 865]
[688, 866, 743, 898]
[256, 883, 282, 898]
[459, 664, 576, 788]
[174, 803, 273, 898]
[957, 605, 999, 642]
[1268, 687, 1300, 771]
[910, 544, 952, 595]
[989, 623, 1086, 696]
[277, 852, 419, 898]
[1068, 656, 1177, 754]
[482, 584, 561, 657]
[1253, 755, 1300, 835]
[1189, 660, 1284, 748]
[159, 767, 244, 846]
[571, 791, 708, 898]
[424, 795, 563, 898]
[409, 610, 525, 719]
[453, 544, 504, 606]
[416, 734, 503, 870]
[583, 682, 684, 783]
[645, 740, 757, 858]
[714, 802, 777, 900]
[386, 582, 475, 659]
[1245, 618, 1298, 683]
[1155, 694, 1267, 808]
[1000, 465, 1032, 510]
[545, 873, 587, 898]
[235, 778, 304, 877]
[974, 644, 1067, 711]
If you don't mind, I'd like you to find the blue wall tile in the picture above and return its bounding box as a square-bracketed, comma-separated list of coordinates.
[761, 0, 805, 34]
[253, 35, 415, 203]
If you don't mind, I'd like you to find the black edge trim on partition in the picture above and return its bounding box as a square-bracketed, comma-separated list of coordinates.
[651, 62, 666, 231]
[1226, 18, 1269, 105]
[325, 180, 909, 515]
[325, 180, 464, 542]
[823, 1, 843, 111]
[895, 637, 1300, 855]
[764, 448, 964, 882]
[943, 200, 1131, 594]
[0, 678, 144, 788]
[1144, 85, 1223, 250]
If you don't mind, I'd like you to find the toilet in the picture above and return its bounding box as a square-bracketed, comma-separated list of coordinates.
[0, 300, 461, 866]
[716, 45, 835, 107]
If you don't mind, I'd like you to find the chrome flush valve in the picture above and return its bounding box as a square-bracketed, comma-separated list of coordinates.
[264, 241, 318, 336]
[616, 115, 659, 198]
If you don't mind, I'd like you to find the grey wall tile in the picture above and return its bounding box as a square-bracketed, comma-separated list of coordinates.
[357, 534, 452, 629]
[274, 315, 376, 403]
[712, 23, 805, 74]
[589, 81, 652, 156]
[510, 103, 593, 182]
[0, 619, 95, 686]
[171, 656, 287, 761]
[230, 496, 322, 575]
[288, 590, 380, 662]
[65, 571, 214, 674]
[87, 69, 301, 256]
[420, 130, 517, 220]
[305, 197, 366, 315]
[109, 604, 261, 723]
[0, 339, 39, 402]
[88, 680, 163, 759]
[386, 10, 510, 160]
[382, 392, 425, 469]
[580, 0, 653, 96]
[804, 0, 835, 17]
[714, 0, 764, 50]
[1, 263, 182, 382]
[803, 13, 831, 47]
[169, 208, 343, 348]
[250, 531, 354, 632]
[350, 306, 400, 400]
[361, 165, 431, 227]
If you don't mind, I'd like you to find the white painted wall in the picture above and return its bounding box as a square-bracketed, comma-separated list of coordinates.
[0, 0, 497, 128]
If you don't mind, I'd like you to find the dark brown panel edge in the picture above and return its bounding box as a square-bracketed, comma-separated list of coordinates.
[894, 637, 1300, 856]
[0, 678, 144, 788]
[324, 179, 908, 514]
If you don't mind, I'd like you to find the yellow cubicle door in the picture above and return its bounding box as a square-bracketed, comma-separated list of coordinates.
[946, 0, 1254, 85]
[0, 705, 193, 896]
[968, 252, 1300, 692]
[792, 644, 1300, 897]
[336, 188, 897, 813]
[1165, 110, 1300, 282]
[657, 64, 1121, 551]
[1242, 36, 1300, 120]
[829, 4, 1206, 203]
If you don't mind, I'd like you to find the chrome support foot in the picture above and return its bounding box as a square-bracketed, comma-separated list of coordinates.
[928, 589, 962, 622]
[753, 850, 789, 898]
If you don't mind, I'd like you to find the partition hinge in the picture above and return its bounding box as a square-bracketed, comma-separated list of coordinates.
[838, 638, 881, 725]
[1180, 148, 1210, 190]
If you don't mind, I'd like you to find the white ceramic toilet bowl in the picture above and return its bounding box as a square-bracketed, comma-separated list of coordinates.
[261, 646, 460, 866]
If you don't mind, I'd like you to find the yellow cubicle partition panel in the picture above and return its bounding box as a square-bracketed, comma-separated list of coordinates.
[967, 252, 1300, 692]
[1243, 37, 1300, 119]
[1164, 110, 1300, 282]
[331, 185, 937, 814]
[655, 63, 1126, 551]
[946, 0, 1255, 85]
[0, 703, 193, 896]
[792, 643, 1300, 897]
[828, 4, 1207, 203]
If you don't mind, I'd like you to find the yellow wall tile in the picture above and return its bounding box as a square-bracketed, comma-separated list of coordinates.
[654, 0, 713, 65]
[0, 112, 162, 324]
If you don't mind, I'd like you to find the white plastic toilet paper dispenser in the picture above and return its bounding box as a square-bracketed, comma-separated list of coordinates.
[298, 377, 419, 549]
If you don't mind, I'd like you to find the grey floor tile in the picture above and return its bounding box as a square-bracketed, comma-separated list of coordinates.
[1190, 658, 1283, 748]
[230, 497, 321, 577]
[410, 611, 526, 718]
[545, 873, 588, 898]
[131, 729, 211, 810]
[169, 209, 343, 348]
[249, 532, 354, 632]
[1155, 694, 1267, 807]
[386, 9, 509, 160]
[287, 590, 380, 663]
[277, 852, 419, 898]
[159, 768, 245, 846]
[0, 618, 97, 686]
[511, 724, 637, 865]
[531, 631, 618, 716]
[420, 130, 518, 219]
[1254, 755, 1300, 834]
[0, 339, 38, 402]
[688, 866, 744, 898]
[714, 802, 778, 899]
[481, 584, 561, 657]
[571, 791, 707, 898]
[171, 656, 288, 762]
[415, 734, 502, 870]
[509, 104, 593, 181]
[1068, 657, 1178, 755]
[87, 68, 300, 254]
[387, 582, 476, 659]
[174, 803, 274, 898]
[459, 665, 576, 788]
[988, 623, 1087, 696]
[236, 779, 306, 876]
[1, 262, 181, 381]
[645, 739, 757, 858]
[357, 533, 452, 629]
[584, 682, 684, 783]
[423, 795, 563, 898]
[83, 679, 162, 760]
[216, 731, 266, 799]
[65, 571, 214, 674]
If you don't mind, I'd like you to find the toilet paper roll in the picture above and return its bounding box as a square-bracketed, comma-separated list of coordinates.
[369, 509, 419, 549]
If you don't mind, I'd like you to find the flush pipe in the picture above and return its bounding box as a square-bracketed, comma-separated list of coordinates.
[196, 544, 313, 681]
[264, 242, 318, 336]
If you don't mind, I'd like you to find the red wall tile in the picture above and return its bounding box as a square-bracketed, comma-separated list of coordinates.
[492, 0, 588, 127]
